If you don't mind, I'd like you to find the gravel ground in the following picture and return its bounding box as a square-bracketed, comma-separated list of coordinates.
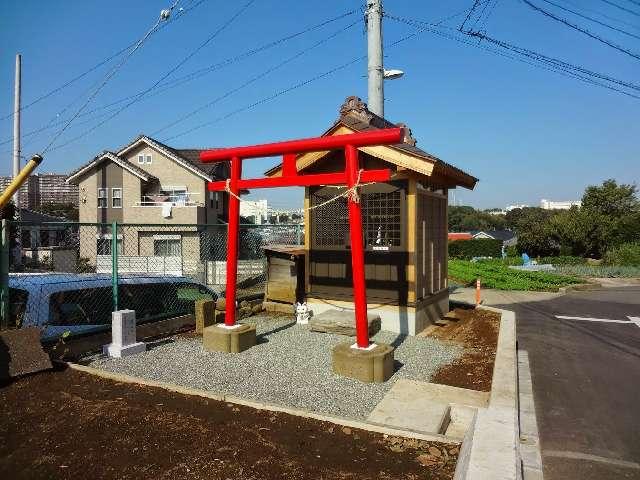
[85, 314, 463, 419]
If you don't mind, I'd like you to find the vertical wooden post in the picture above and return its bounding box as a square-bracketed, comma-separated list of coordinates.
[345, 144, 370, 348]
[225, 156, 242, 326]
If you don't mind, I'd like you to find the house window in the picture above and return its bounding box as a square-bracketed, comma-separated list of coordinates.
[154, 239, 181, 257]
[209, 191, 219, 209]
[98, 189, 107, 208]
[145, 154, 152, 164]
[112, 188, 122, 208]
[138, 154, 144, 164]
[97, 238, 123, 255]
[138, 154, 152, 164]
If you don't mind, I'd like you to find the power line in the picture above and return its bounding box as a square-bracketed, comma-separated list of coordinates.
[384, 13, 640, 100]
[597, 0, 640, 18]
[1, 9, 359, 149]
[44, 0, 258, 153]
[151, 20, 360, 136]
[470, 0, 500, 31]
[161, 21, 465, 143]
[460, 0, 483, 31]
[556, 0, 640, 31]
[41, 0, 183, 154]
[537, 0, 640, 40]
[521, 0, 640, 60]
[0, 0, 208, 122]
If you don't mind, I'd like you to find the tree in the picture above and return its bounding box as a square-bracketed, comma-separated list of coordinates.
[35, 202, 79, 221]
[582, 179, 639, 217]
[448, 205, 506, 231]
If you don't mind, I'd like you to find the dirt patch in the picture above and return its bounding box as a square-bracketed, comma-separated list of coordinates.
[0, 367, 458, 480]
[424, 308, 500, 391]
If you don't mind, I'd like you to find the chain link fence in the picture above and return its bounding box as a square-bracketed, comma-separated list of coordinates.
[1, 220, 303, 338]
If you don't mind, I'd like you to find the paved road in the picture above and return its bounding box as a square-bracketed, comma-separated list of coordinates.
[496, 287, 640, 480]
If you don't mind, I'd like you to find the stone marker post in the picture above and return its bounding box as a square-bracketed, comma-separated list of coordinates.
[103, 310, 146, 358]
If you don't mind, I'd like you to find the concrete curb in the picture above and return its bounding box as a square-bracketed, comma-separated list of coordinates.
[454, 307, 520, 480]
[65, 361, 457, 444]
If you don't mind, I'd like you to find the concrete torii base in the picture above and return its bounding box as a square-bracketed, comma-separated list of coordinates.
[332, 342, 395, 383]
[203, 323, 256, 353]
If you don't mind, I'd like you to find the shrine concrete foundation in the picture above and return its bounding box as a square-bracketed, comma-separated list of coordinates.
[332, 342, 394, 383]
[203, 323, 256, 353]
[307, 289, 449, 336]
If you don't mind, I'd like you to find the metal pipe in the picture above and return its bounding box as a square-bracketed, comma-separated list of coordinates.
[0, 154, 43, 209]
[345, 144, 370, 348]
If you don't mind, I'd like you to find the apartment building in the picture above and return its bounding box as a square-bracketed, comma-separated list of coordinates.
[38, 173, 79, 205]
[1, 172, 79, 208]
[0, 174, 39, 209]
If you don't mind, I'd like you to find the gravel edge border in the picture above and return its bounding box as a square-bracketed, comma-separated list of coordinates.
[65, 361, 459, 444]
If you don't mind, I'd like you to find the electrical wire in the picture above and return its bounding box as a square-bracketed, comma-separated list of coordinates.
[521, 0, 640, 60]
[597, 0, 640, 18]
[555, 0, 640, 31]
[150, 19, 361, 136]
[0, 8, 359, 149]
[44, 0, 258, 152]
[41, 0, 183, 154]
[460, 0, 483, 31]
[385, 14, 640, 100]
[537, 0, 640, 40]
[161, 21, 462, 143]
[0, 0, 207, 122]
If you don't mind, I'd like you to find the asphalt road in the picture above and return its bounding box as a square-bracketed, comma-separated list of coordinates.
[497, 287, 640, 480]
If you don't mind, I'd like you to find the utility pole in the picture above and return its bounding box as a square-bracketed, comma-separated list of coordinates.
[366, 0, 384, 117]
[12, 54, 21, 205]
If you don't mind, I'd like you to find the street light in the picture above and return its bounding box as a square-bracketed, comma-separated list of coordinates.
[383, 69, 404, 80]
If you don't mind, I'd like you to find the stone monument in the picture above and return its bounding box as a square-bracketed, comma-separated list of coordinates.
[103, 310, 146, 358]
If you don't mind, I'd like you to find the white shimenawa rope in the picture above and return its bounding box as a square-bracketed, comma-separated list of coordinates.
[223, 168, 372, 211]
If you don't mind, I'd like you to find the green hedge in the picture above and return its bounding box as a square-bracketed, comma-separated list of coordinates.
[448, 239, 502, 259]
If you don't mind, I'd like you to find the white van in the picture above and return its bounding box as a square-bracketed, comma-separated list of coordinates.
[8, 273, 219, 341]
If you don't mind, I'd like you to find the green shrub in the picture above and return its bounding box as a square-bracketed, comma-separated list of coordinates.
[448, 239, 502, 259]
[505, 245, 518, 257]
[603, 242, 640, 266]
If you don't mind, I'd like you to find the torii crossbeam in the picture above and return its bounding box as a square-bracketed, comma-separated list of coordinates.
[200, 127, 403, 348]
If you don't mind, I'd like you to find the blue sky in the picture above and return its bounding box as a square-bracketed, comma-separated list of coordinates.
[1, 0, 638, 209]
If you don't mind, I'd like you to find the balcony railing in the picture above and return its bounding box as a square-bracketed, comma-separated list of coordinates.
[134, 193, 202, 207]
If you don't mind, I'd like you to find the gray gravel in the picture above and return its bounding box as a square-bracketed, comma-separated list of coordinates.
[85, 314, 463, 419]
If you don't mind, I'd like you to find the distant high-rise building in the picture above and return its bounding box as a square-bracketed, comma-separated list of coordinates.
[37, 173, 78, 205]
[0, 174, 39, 209]
[0, 172, 78, 209]
[240, 199, 268, 224]
[540, 199, 581, 210]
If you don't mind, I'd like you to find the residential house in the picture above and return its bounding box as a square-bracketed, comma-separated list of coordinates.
[66, 135, 229, 278]
[448, 232, 473, 242]
[470, 229, 518, 247]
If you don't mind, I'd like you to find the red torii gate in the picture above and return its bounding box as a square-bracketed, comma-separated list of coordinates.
[200, 127, 403, 349]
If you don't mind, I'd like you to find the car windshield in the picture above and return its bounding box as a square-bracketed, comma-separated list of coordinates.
[46, 281, 215, 336]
